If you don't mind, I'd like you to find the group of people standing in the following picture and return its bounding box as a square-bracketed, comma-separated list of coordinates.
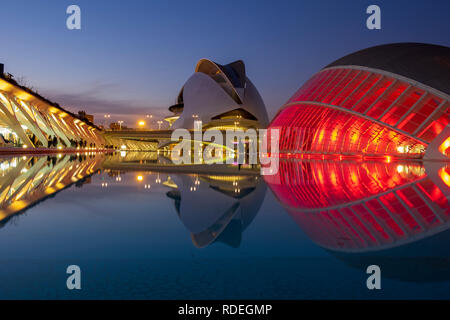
[1, 131, 98, 149]
[43, 134, 95, 149]
[69, 138, 95, 149]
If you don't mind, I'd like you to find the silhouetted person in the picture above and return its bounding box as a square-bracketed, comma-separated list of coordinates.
[0, 133, 10, 144]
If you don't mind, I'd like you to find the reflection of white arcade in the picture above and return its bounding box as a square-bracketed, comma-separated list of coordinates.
[0, 154, 103, 224]
[167, 174, 266, 248]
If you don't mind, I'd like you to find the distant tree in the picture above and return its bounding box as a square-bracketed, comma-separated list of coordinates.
[78, 110, 88, 121]
[16, 76, 38, 93]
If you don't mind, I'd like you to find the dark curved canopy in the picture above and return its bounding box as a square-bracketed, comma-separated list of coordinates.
[211, 108, 258, 121]
[325, 43, 450, 95]
[168, 103, 184, 114]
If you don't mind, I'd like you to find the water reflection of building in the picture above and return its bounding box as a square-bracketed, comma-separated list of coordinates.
[0, 154, 103, 226]
[265, 160, 450, 281]
[265, 160, 449, 252]
[166, 174, 266, 248]
[102, 151, 159, 166]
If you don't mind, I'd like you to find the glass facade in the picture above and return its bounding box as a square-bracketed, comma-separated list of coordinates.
[271, 67, 449, 158]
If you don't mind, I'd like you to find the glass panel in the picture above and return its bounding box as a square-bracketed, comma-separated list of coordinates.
[322, 69, 359, 104]
[309, 69, 341, 101]
[341, 73, 381, 110]
[352, 203, 391, 240]
[381, 87, 426, 127]
[331, 71, 370, 107]
[379, 193, 422, 234]
[416, 179, 448, 209]
[353, 77, 394, 114]
[417, 104, 449, 142]
[314, 69, 350, 102]
[341, 207, 378, 244]
[290, 70, 330, 102]
[366, 198, 405, 237]
[396, 188, 440, 227]
[367, 81, 408, 120]
[398, 94, 443, 136]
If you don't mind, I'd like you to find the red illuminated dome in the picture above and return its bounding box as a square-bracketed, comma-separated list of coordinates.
[269, 43, 450, 160]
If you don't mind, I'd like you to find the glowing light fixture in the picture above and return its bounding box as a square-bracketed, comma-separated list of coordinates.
[438, 167, 450, 187]
[397, 146, 406, 153]
[438, 137, 450, 156]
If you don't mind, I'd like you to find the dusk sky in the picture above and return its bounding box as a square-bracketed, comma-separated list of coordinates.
[1, 0, 449, 128]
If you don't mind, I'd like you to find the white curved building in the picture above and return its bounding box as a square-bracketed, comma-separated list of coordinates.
[170, 59, 269, 129]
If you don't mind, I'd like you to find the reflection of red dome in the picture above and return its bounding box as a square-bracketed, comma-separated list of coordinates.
[265, 160, 450, 252]
[269, 43, 449, 160]
[264, 160, 427, 209]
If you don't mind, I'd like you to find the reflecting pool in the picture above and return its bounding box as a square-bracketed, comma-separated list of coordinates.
[0, 152, 448, 299]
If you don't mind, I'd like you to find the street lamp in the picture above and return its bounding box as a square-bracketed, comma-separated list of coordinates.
[192, 114, 199, 130]
[103, 114, 111, 128]
[145, 114, 153, 130]
[157, 120, 163, 130]
[138, 120, 146, 129]
[117, 120, 124, 130]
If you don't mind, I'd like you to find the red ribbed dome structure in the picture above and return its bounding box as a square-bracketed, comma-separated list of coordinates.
[269, 43, 450, 160]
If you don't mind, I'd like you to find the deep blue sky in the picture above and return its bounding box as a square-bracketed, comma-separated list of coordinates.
[1, 0, 449, 127]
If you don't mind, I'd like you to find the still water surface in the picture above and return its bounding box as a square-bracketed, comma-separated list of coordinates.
[0, 152, 449, 299]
